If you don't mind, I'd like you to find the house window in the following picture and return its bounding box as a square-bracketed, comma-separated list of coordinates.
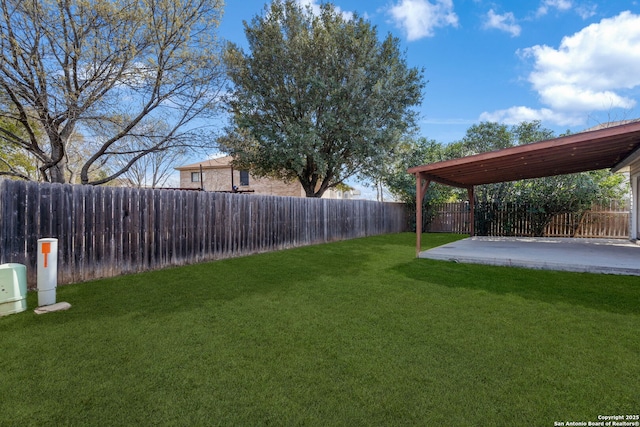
[191, 172, 201, 182]
[240, 170, 249, 186]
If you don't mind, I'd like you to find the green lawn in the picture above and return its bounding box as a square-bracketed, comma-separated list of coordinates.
[1, 233, 638, 426]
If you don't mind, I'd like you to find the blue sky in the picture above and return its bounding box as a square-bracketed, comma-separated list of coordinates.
[218, 0, 640, 143]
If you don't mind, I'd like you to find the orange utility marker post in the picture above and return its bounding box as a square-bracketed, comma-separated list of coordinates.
[37, 238, 58, 307]
[41, 242, 51, 267]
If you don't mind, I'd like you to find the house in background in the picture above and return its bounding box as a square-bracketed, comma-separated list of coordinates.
[175, 156, 361, 199]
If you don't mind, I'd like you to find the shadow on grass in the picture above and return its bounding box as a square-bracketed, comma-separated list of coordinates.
[31, 240, 375, 321]
[394, 258, 640, 316]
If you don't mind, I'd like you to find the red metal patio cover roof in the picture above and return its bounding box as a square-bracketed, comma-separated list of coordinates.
[407, 121, 640, 188]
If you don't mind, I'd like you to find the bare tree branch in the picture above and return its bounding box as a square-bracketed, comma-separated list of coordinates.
[0, 0, 225, 184]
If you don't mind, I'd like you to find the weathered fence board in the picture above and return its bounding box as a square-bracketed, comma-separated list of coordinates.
[427, 200, 630, 238]
[0, 180, 408, 287]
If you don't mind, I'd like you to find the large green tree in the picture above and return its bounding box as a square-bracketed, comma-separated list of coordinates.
[221, 0, 425, 197]
[382, 136, 456, 230]
[0, 0, 225, 184]
[384, 137, 454, 205]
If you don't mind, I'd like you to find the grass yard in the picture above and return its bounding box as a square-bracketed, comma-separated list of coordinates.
[1, 233, 639, 426]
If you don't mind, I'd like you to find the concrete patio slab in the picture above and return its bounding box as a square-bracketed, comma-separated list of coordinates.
[419, 236, 640, 276]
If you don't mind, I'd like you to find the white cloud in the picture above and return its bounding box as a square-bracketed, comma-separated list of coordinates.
[523, 12, 640, 110]
[480, 106, 582, 126]
[536, 0, 573, 17]
[535, 85, 635, 111]
[483, 9, 521, 37]
[296, 0, 353, 20]
[388, 0, 459, 41]
[483, 11, 640, 127]
[575, 4, 597, 19]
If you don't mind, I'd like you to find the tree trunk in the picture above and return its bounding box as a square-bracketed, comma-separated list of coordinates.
[49, 164, 66, 183]
[45, 130, 68, 183]
[303, 186, 323, 198]
[300, 173, 323, 197]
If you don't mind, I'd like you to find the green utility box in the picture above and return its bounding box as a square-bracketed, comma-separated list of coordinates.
[0, 263, 28, 316]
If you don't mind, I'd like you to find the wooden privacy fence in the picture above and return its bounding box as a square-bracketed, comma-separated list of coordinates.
[427, 202, 470, 235]
[0, 180, 408, 287]
[427, 201, 629, 238]
[543, 201, 630, 238]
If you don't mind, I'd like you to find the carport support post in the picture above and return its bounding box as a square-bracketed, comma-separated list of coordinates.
[415, 174, 431, 257]
[467, 186, 475, 237]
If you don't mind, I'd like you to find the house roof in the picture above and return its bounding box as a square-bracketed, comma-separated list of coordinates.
[175, 156, 233, 171]
[407, 120, 640, 188]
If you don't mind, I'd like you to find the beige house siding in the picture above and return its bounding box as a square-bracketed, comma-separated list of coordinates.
[175, 157, 358, 199]
[592, 120, 640, 242]
[613, 156, 640, 241]
[177, 164, 303, 197]
[177, 159, 304, 197]
[630, 161, 640, 240]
